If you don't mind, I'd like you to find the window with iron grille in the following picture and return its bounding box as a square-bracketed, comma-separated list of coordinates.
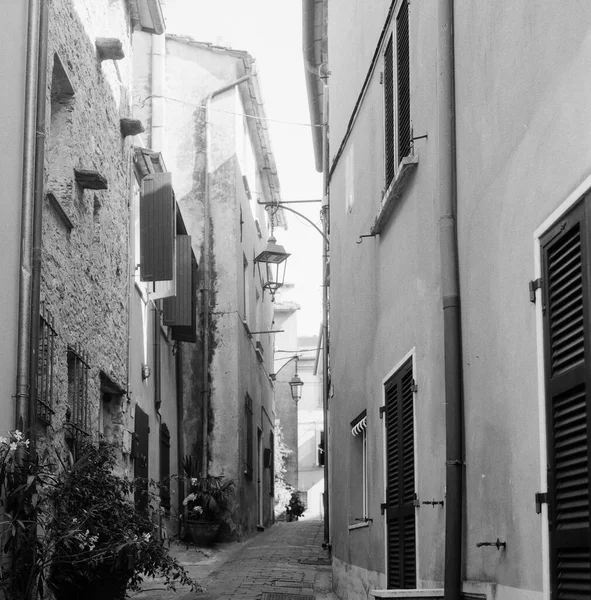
[37, 304, 57, 424]
[66, 345, 90, 442]
[384, 0, 411, 188]
[245, 394, 253, 480]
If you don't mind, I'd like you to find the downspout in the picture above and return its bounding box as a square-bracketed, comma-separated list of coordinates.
[29, 0, 49, 452]
[321, 86, 330, 546]
[15, 0, 41, 440]
[437, 1, 464, 598]
[302, 0, 324, 173]
[202, 74, 251, 478]
[150, 32, 165, 414]
[153, 304, 161, 411]
[176, 343, 185, 535]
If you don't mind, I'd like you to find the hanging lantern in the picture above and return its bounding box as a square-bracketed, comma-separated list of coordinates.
[289, 372, 304, 403]
[254, 235, 290, 299]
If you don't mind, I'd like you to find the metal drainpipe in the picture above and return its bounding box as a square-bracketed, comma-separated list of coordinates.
[202, 74, 251, 478]
[153, 304, 161, 411]
[28, 0, 49, 453]
[437, 1, 464, 598]
[321, 86, 330, 546]
[176, 343, 185, 535]
[16, 0, 41, 442]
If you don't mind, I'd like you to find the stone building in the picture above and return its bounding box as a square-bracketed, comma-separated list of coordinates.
[0, 0, 188, 534]
[306, 1, 591, 599]
[133, 33, 286, 535]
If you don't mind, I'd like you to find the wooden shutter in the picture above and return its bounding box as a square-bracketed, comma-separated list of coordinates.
[396, 0, 411, 160]
[542, 198, 591, 599]
[384, 358, 416, 589]
[140, 172, 174, 282]
[384, 34, 395, 187]
[163, 235, 192, 327]
[170, 252, 198, 343]
[159, 423, 171, 510]
[133, 405, 150, 511]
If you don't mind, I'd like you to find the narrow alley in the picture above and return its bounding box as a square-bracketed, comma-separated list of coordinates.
[130, 519, 336, 600]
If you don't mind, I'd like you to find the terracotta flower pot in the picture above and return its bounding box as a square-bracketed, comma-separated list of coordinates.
[186, 520, 221, 546]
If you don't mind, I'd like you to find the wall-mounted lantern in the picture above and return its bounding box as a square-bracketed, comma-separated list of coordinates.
[253, 235, 290, 300]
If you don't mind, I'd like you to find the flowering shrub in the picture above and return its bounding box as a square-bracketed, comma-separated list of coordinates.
[0, 436, 199, 600]
[181, 470, 236, 523]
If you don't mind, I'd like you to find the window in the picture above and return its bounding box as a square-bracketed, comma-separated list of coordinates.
[244, 394, 254, 479]
[350, 410, 368, 524]
[66, 345, 90, 445]
[384, 0, 411, 188]
[36, 304, 57, 424]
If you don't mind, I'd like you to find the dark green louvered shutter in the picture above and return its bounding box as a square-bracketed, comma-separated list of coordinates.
[163, 235, 192, 327]
[140, 172, 174, 282]
[396, 0, 411, 161]
[133, 405, 150, 511]
[384, 358, 416, 589]
[170, 251, 197, 343]
[384, 34, 395, 187]
[542, 198, 591, 599]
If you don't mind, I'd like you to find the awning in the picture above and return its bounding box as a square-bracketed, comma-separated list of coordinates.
[351, 409, 367, 437]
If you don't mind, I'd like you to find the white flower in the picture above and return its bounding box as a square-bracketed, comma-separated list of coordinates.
[72, 518, 78, 524]
[0, 437, 7, 445]
[182, 493, 196, 506]
[142, 533, 151, 542]
[23, 440, 30, 447]
[9, 442, 17, 451]
[13, 430, 23, 441]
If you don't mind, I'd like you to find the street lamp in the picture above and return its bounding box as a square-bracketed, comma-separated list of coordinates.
[289, 371, 304, 403]
[253, 234, 290, 300]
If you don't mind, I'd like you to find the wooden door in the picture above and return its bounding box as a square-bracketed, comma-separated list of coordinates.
[384, 358, 417, 588]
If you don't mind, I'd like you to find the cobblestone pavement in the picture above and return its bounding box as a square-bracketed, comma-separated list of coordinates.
[129, 518, 337, 600]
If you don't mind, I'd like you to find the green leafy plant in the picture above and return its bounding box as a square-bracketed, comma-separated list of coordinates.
[181, 456, 235, 523]
[287, 491, 306, 518]
[0, 437, 199, 600]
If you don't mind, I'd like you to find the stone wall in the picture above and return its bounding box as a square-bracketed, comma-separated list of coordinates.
[39, 0, 133, 463]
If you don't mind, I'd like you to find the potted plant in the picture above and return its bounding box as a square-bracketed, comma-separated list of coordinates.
[286, 491, 306, 522]
[182, 456, 236, 546]
[44, 442, 198, 600]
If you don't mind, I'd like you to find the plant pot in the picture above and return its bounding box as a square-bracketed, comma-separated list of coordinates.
[51, 574, 129, 600]
[186, 520, 221, 546]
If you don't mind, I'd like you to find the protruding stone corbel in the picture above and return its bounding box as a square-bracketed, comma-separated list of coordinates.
[74, 169, 108, 190]
[120, 118, 145, 137]
[96, 38, 125, 61]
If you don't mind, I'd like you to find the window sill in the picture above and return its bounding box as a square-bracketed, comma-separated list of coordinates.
[370, 154, 419, 235]
[348, 521, 370, 531]
[371, 591, 443, 599]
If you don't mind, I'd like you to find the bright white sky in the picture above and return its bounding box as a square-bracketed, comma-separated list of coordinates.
[164, 0, 324, 337]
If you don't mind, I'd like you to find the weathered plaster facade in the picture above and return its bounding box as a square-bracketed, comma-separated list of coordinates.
[133, 34, 283, 535]
[0, 2, 28, 431]
[316, 1, 591, 599]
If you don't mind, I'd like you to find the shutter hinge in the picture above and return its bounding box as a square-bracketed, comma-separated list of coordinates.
[411, 379, 418, 393]
[379, 405, 386, 419]
[413, 493, 420, 507]
[529, 278, 543, 303]
[535, 491, 547, 514]
[379, 71, 384, 85]
[381, 502, 387, 515]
